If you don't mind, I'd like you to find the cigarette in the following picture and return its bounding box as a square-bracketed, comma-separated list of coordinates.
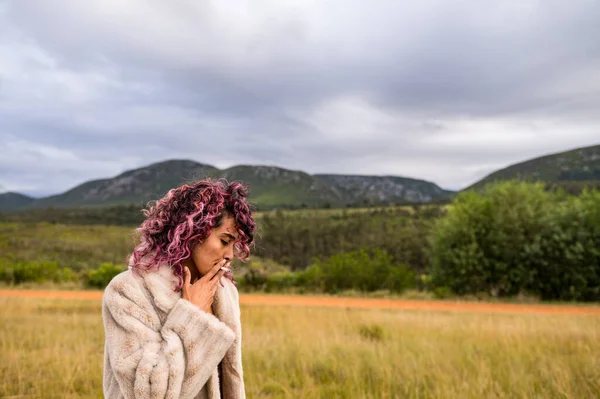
[220, 267, 232, 273]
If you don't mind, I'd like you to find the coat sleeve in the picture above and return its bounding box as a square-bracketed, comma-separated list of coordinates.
[102, 279, 236, 399]
[213, 280, 246, 398]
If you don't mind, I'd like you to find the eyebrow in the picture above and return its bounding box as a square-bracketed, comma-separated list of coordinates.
[221, 233, 238, 241]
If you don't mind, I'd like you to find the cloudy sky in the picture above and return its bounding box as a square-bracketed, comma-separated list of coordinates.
[1, 1, 599, 196]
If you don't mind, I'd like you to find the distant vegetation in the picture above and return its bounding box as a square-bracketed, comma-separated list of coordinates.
[0, 222, 134, 289]
[253, 205, 442, 272]
[0, 204, 147, 226]
[0, 202, 444, 226]
[1, 180, 599, 301]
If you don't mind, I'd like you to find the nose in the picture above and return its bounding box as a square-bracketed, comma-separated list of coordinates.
[224, 244, 234, 262]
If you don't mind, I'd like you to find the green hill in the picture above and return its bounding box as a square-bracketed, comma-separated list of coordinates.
[219, 166, 341, 207]
[0, 192, 35, 212]
[0, 160, 453, 212]
[466, 144, 600, 192]
[32, 160, 218, 208]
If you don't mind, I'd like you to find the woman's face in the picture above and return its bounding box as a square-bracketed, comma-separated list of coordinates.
[190, 214, 239, 277]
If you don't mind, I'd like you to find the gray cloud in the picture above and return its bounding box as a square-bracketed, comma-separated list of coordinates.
[1, 0, 599, 196]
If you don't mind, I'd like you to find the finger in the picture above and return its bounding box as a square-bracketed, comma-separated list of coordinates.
[211, 269, 226, 285]
[183, 266, 191, 288]
[204, 259, 228, 280]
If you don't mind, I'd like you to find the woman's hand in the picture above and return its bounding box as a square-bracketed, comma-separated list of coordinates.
[182, 260, 227, 314]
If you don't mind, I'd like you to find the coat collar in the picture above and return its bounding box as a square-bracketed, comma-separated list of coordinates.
[130, 257, 241, 323]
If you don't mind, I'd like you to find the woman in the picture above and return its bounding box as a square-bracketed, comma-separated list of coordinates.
[102, 178, 257, 399]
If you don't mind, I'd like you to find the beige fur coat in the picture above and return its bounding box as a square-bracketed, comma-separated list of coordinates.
[101, 261, 245, 399]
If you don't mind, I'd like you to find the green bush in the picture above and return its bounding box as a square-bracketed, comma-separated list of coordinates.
[533, 189, 600, 300]
[0, 260, 78, 284]
[429, 181, 600, 301]
[265, 271, 297, 292]
[238, 267, 268, 291]
[300, 248, 416, 294]
[358, 324, 385, 341]
[52, 267, 79, 283]
[85, 263, 125, 289]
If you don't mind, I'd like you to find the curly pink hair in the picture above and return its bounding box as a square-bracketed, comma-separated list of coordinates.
[129, 178, 257, 290]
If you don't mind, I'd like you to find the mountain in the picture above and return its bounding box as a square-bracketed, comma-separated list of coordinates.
[0, 192, 35, 212]
[31, 160, 218, 209]
[314, 174, 454, 204]
[0, 160, 453, 212]
[467, 144, 600, 191]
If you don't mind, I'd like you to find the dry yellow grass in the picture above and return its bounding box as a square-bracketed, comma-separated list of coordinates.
[1, 296, 599, 398]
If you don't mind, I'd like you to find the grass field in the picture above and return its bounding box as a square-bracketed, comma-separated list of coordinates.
[1, 296, 599, 398]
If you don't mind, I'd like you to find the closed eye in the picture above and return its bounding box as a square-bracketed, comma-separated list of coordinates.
[221, 239, 229, 246]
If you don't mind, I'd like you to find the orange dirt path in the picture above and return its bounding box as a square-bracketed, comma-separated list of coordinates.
[1, 289, 598, 316]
